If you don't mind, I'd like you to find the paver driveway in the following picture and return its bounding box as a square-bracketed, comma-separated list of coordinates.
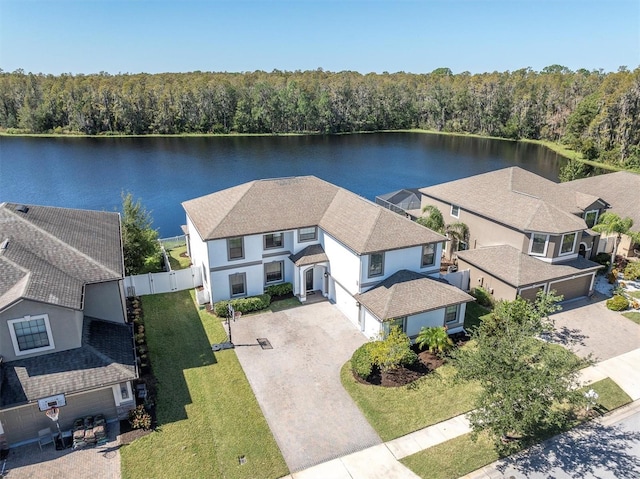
[550, 294, 640, 361]
[232, 301, 382, 472]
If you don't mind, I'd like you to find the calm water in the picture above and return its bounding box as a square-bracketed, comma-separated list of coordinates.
[0, 133, 565, 236]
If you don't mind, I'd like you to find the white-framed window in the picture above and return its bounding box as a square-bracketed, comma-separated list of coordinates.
[112, 382, 133, 406]
[529, 233, 549, 256]
[445, 305, 458, 323]
[584, 210, 599, 229]
[384, 317, 407, 335]
[298, 226, 317, 242]
[264, 232, 283, 250]
[450, 204, 460, 218]
[8, 314, 55, 356]
[229, 272, 247, 297]
[560, 232, 577, 255]
[421, 244, 435, 267]
[368, 252, 384, 277]
[265, 261, 284, 284]
[227, 237, 244, 260]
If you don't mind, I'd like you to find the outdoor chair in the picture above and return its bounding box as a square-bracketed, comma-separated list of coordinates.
[37, 427, 54, 451]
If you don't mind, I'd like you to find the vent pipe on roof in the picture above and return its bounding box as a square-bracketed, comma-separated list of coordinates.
[15, 205, 29, 213]
[0, 238, 8, 251]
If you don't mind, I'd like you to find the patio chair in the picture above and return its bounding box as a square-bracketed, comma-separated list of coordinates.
[37, 427, 54, 451]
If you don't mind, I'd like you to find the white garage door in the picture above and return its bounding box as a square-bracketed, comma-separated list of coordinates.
[334, 281, 359, 327]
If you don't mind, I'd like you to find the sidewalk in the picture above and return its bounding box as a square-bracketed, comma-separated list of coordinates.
[283, 347, 640, 479]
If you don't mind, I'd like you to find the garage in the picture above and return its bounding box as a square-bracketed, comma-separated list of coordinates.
[332, 280, 359, 326]
[518, 285, 545, 302]
[548, 274, 594, 301]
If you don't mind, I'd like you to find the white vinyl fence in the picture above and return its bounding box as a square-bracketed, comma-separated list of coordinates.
[441, 269, 470, 291]
[124, 266, 202, 297]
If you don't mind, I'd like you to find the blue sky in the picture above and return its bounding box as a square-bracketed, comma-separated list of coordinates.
[1, 0, 638, 75]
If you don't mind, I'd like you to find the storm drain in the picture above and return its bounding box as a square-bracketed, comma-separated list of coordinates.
[257, 338, 272, 349]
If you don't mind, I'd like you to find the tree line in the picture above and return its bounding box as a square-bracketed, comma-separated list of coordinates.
[1, 66, 639, 169]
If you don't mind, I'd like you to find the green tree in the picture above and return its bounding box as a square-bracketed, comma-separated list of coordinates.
[416, 204, 445, 233]
[592, 212, 640, 270]
[453, 291, 586, 453]
[445, 222, 469, 259]
[121, 192, 161, 275]
[369, 326, 417, 372]
[416, 326, 453, 356]
[558, 160, 590, 182]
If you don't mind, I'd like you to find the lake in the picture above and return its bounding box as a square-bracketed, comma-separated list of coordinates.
[0, 133, 565, 237]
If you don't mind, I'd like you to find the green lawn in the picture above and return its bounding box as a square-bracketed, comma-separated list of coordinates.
[464, 302, 491, 332]
[340, 362, 481, 441]
[400, 377, 631, 479]
[626, 290, 640, 299]
[166, 245, 191, 270]
[120, 290, 288, 479]
[622, 311, 640, 325]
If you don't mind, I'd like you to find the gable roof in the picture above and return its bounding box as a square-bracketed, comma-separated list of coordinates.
[456, 245, 602, 288]
[0, 203, 124, 312]
[0, 318, 136, 408]
[289, 244, 329, 267]
[561, 171, 640, 227]
[183, 176, 445, 254]
[419, 167, 596, 234]
[354, 270, 474, 321]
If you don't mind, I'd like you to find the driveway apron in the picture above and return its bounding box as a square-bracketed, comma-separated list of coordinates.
[232, 301, 382, 472]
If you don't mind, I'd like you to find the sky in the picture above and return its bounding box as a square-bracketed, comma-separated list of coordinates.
[0, 0, 638, 76]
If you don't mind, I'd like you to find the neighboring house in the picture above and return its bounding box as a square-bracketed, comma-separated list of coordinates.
[407, 167, 605, 302]
[561, 171, 640, 258]
[0, 203, 137, 446]
[182, 176, 474, 339]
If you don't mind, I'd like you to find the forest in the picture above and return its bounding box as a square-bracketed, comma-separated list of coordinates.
[1, 66, 639, 170]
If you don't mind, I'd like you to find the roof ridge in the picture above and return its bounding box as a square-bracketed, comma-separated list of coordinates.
[3, 204, 122, 279]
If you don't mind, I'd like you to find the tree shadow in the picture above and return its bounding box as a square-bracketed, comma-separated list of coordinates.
[545, 325, 589, 348]
[497, 420, 640, 478]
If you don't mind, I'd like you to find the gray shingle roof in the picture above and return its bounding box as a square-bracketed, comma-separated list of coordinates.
[354, 270, 474, 321]
[289, 244, 329, 266]
[0, 318, 136, 408]
[419, 167, 596, 234]
[0, 203, 124, 311]
[183, 176, 446, 254]
[561, 171, 640, 227]
[456, 245, 602, 288]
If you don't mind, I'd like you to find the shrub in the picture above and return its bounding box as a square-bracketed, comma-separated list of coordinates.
[606, 295, 630, 311]
[351, 342, 376, 379]
[609, 268, 619, 284]
[369, 327, 417, 372]
[129, 404, 152, 430]
[471, 287, 494, 308]
[623, 262, 640, 281]
[213, 293, 272, 316]
[594, 252, 611, 269]
[265, 282, 293, 297]
[416, 326, 454, 356]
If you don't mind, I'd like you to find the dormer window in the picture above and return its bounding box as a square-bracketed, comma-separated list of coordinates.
[584, 210, 599, 229]
[560, 232, 577, 255]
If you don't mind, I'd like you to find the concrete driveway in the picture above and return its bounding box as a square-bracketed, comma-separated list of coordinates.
[232, 301, 382, 473]
[549, 294, 640, 361]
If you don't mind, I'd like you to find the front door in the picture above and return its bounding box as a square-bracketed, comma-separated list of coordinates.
[305, 268, 314, 292]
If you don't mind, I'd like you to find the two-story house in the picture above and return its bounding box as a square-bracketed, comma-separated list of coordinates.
[182, 176, 474, 340]
[0, 203, 137, 446]
[414, 167, 605, 302]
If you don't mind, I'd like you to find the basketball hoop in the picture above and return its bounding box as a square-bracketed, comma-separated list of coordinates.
[45, 407, 59, 422]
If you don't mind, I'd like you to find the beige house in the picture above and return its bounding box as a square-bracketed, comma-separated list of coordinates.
[413, 167, 605, 302]
[0, 203, 137, 446]
[561, 171, 640, 258]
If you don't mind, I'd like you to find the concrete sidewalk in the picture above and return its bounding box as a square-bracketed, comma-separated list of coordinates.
[283, 347, 640, 479]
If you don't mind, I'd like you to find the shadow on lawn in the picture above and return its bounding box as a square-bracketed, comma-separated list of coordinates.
[498, 421, 640, 478]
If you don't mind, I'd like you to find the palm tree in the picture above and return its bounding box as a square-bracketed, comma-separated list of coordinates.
[592, 212, 640, 270]
[445, 222, 470, 260]
[416, 326, 454, 356]
[416, 204, 445, 233]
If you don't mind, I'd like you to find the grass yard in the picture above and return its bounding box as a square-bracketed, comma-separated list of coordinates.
[340, 362, 481, 441]
[622, 311, 640, 325]
[400, 377, 631, 479]
[120, 290, 288, 479]
[464, 302, 491, 332]
[627, 290, 640, 299]
[166, 244, 191, 270]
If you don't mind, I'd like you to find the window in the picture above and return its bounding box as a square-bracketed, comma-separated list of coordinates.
[584, 210, 599, 229]
[529, 233, 548, 256]
[8, 315, 55, 355]
[264, 232, 283, 250]
[229, 273, 246, 297]
[298, 226, 317, 242]
[368, 252, 384, 277]
[445, 305, 458, 323]
[384, 317, 406, 335]
[560, 232, 577, 255]
[450, 204, 460, 218]
[421, 244, 435, 267]
[227, 237, 244, 260]
[265, 261, 284, 284]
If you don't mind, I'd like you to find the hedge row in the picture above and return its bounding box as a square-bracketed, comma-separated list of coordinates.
[265, 282, 293, 297]
[214, 294, 271, 317]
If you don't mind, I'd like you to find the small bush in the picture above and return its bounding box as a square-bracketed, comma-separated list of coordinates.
[369, 327, 417, 372]
[606, 295, 630, 311]
[609, 268, 619, 284]
[623, 262, 640, 281]
[265, 282, 293, 297]
[471, 287, 494, 308]
[214, 293, 272, 316]
[594, 252, 611, 269]
[129, 404, 152, 430]
[351, 342, 376, 379]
